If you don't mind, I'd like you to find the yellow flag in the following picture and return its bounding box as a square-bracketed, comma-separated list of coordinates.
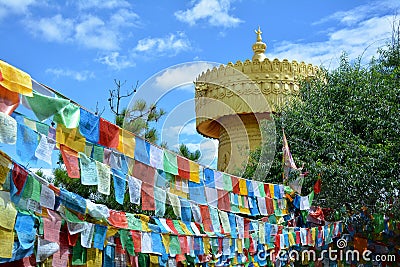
[149, 255, 159, 266]
[189, 161, 200, 183]
[161, 234, 170, 254]
[138, 214, 150, 232]
[106, 227, 118, 239]
[203, 237, 211, 254]
[0, 151, 11, 185]
[0, 191, 17, 230]
[0, 60, 32, 96]
[237, 238, 243, 253]
[288, 232, 295, 246]
[56, 124, 86, 153]
[269, 184, 275, 199]
[311, 227, 316, 246]
[239, 179, 248, 195]
[87, 248, 102, 267]
[0, 228, 14, 258]
[117, 128, 135, 159]
[179, 221, 193, 235]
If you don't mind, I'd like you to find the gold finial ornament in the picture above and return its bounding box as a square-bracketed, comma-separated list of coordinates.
[255, 26, 262, 42]
[252, 26, 267, 62]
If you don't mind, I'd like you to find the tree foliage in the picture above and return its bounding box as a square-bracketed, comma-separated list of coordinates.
[109, 79, 166, 143]
[178, 144, 201, 162]
[246, 26, 400, 222]
[122, 100, 166, 143]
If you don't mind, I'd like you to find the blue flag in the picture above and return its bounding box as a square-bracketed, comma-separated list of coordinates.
[134, 136, 150, 165]
[204, 168, 215, 188]
[112, 168, 126, 205]
[59, 188, 86, 214]
[246, 180, 254, 197]
[79, 108, 100, 143]
[228, 213, 237, 238]
[180, 197, 192, 222]
[151, 233, 165, 255]
[16, 123, 38, 164]
[93, 224, 107, 250]
[188, 180, 206, 205]
[0, 242, 34, 263]
[103, 245, 115, 267]
[249, 196, 260, 216]
[14, 213, 36, 249]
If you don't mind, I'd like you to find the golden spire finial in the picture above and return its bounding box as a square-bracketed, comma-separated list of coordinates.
[255, 26, 262, 42]
[252, 26, 266, 61]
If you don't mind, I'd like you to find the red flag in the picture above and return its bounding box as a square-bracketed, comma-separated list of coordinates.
[314, 177, 322, 194]
[141, 183, 155, 211]
[131, 231, 142, 253]
[99, 118, 119, 148]
[231, 176, 240, 194]
[177, 156, 190, 180]
[108, 210, 128, 228]
[217, 189, 230, 212]
[199, 205, 213, 232]
[12, 163, 28, 196]
[0, 85, 19, 115]
[165, 219, 179, 235]
[132, 160, 155, 185]
[179, 236, 189, 254]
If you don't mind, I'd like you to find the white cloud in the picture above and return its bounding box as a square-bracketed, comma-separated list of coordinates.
[268, 15, 394, 68]
[268, 0, 400, 69]
[175, 0, 242, 27]
[154, 62, 214, 92]
[313, 0, 400, 26]
[0, 0, 37, 19]
[75, 15, 119, 50]
[25, 8, 140, 51]
[97, 52, 135, 70]
[166, 121, 198, 138]
[73, 9, 140, 50]
[75, 0, 130, 10]
[109, 9, 140, 28]
[46, 68, 95, 81]
[134, 32, 192, 56]
[26, 14, 74, 42]
[198, 139, 219, 167]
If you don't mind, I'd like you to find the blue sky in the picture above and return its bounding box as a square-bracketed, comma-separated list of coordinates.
[1, 0, 398, 168]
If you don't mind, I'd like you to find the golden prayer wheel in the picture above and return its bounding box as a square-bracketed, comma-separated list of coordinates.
[194, 27, 318, 175]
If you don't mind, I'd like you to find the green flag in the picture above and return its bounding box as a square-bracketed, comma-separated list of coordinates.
[163, 150, 178, 175]
[25, 90, 70, 121]
[53, 102, 80, 129]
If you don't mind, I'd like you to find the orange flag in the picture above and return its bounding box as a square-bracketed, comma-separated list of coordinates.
[60, 145, 80, 178]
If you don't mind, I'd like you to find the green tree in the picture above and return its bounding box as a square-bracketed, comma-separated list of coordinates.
[246, 26, 400, 223]
[121, 100, 166, 143]
[109, 80, 166, 143]
[178, 144, 201, 162]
